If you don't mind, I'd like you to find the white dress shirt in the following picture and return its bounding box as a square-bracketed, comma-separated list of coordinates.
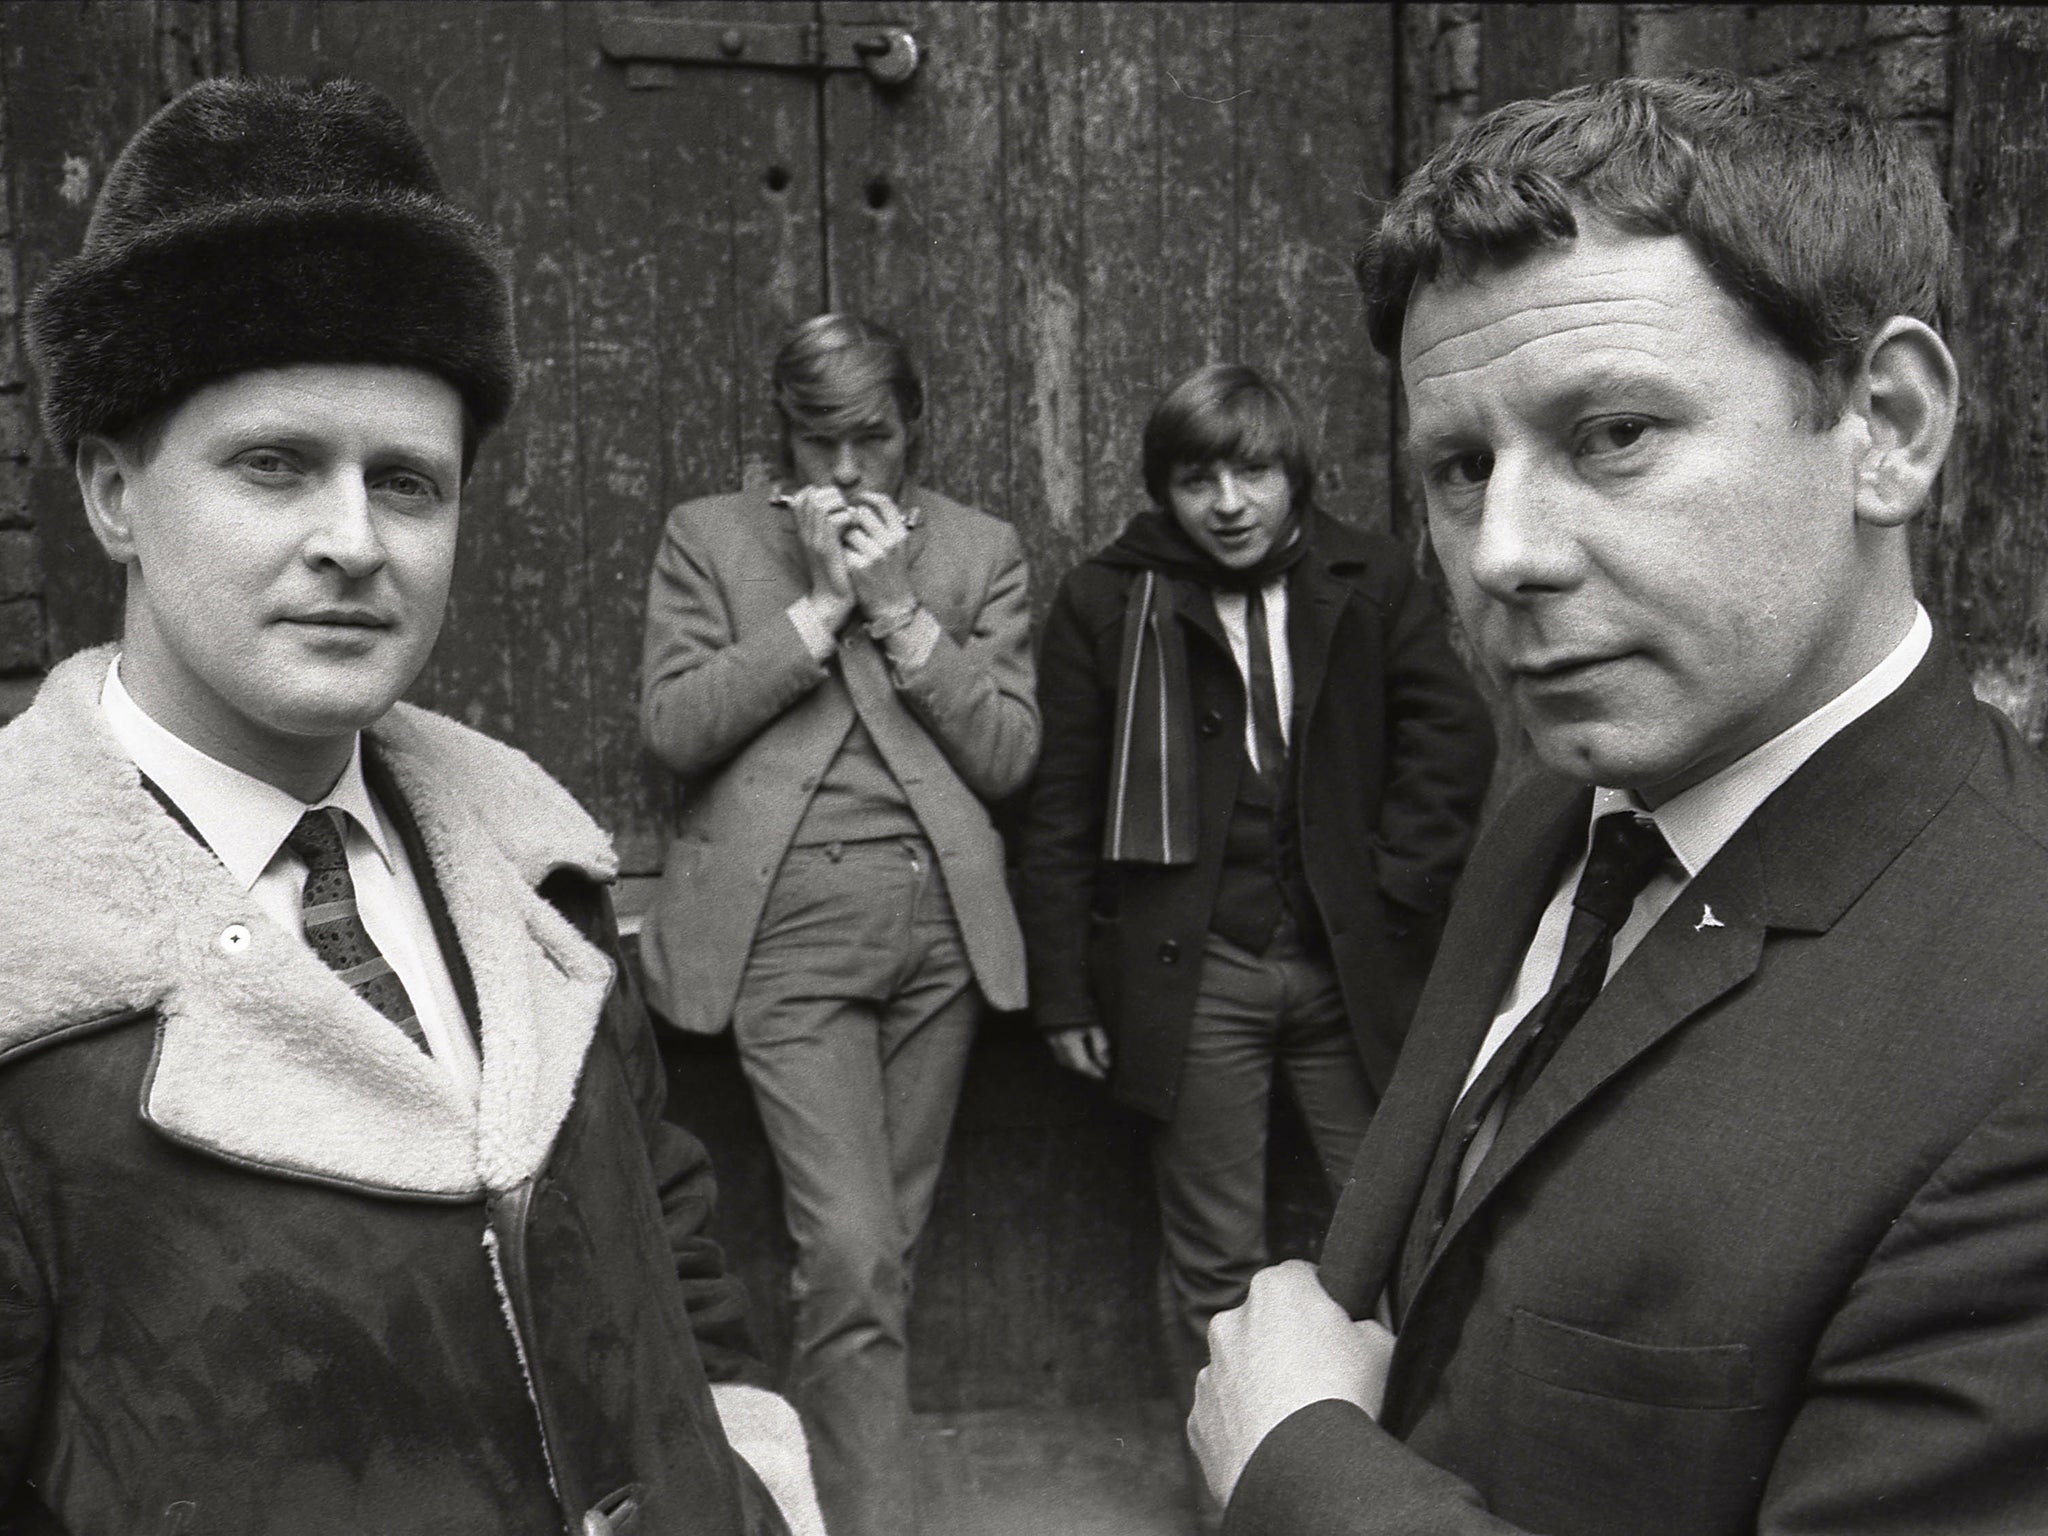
[1451, 606, 1934, 1193]
[101, 657, 481, 1097]
[1212, 579, 1294, 771]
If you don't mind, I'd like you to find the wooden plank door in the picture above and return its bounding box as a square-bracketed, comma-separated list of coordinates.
[812, 0, 1402, 1409]
[821, 1, 1403, 588]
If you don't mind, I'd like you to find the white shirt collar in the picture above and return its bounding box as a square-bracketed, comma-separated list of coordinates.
[1593, 605, 1933, 877]
[100, 655, 395, 892]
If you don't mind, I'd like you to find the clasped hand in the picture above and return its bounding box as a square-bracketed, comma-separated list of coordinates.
[1188, 1260, 1396, 1509]
[789, 485, 916, 634]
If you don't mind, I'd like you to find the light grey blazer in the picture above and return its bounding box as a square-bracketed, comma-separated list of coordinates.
[638, 483, 1037, 1034]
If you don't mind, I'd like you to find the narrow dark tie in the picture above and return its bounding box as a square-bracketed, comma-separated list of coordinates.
[1244, 584, 1288, 781]
[287, 807, 432, 1055]
[1395, 810, 1673, 1314]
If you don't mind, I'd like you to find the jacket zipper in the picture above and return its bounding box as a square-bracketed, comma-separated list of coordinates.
[483, 1180, 570, 1520]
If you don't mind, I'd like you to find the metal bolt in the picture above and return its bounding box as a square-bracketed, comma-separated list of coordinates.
[720, 28, 745, 57]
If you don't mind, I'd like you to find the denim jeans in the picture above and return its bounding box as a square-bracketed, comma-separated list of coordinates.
[1152, 917, 1376, 1406]
[732, 837, 978, 1536]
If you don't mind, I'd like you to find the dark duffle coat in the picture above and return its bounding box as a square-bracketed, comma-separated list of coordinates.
[1016, 512, 1496, 1118]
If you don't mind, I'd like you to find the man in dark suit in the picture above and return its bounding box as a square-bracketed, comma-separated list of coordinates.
[1188, 70, 2048, 1535]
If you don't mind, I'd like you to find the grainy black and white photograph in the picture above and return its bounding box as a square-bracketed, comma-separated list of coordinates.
[0, 3, 2042, 1534]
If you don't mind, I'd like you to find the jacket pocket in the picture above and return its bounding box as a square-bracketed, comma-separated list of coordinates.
[1486, 1309, 1770, 1534]
[1506, 1306, 1757, 1410]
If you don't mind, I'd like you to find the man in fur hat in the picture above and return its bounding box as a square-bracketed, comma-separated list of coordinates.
[0, 76, 817, 1535]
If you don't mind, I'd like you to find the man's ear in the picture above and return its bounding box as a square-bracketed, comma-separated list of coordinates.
[75, 434, 141, 563]
[1850, 316, 1958, 530]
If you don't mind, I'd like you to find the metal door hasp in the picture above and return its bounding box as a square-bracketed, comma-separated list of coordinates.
[601, 15, 920, 87]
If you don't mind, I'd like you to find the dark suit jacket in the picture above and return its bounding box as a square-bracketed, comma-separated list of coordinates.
[1229, 638, 2048, 1536]
[1016, 513, 1494, 1117]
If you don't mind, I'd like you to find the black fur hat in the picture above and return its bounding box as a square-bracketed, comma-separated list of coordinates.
[24, 76, 517, 457]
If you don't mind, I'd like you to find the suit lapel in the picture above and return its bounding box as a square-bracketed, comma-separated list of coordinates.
[760, 483, 813, 594]
[903, 482, 936, 570]
[1317, 775, 1591, 1317]
[1420, 828, 1767, 1287]
[840, 485, 940, 758]
[838, 629, 898, 740]
[1286, 548, 1347, 737]
[1404, 636, 1989, 1315]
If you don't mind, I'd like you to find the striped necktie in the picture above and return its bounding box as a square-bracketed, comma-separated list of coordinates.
[286, 807, 431, 1054]
[1244, 584, 1288, 781]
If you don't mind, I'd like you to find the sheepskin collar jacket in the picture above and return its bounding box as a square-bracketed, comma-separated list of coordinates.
[0, 648, 787, 1536]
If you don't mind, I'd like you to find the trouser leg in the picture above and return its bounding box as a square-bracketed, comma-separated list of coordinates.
[732, 840, 974, 1536]
[876, 840, 979, 1296]
[1150, 931, 1279, 1410]
[1270, 930, 1377, 1195]
[733, 845, 920, 1536]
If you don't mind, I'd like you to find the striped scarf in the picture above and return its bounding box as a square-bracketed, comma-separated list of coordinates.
[1104, 570, 1198, 864]
[1099, 510, 1310, 865]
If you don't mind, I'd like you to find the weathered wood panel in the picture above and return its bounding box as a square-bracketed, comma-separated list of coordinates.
[468, 2, 598, 804]
[1236, 2, 1397, 531]
[1072, 2, 1182, 549]
[569, 0, 824, 873]
[996, 2, 1090, 590]
[820, 2, 1010, 529]
[244, 2, 599, 800]
[1622, 3, 1749, 75]
[1933, 7, 2048, 736]
[1153, 4, 1243, 385]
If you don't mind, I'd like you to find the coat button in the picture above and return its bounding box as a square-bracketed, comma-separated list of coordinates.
[1157, 940, 1180, 964]
[1198, 711, 1223, 738]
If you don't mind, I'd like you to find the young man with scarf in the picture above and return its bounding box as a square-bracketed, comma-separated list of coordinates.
[1016, 363, 1494, 1407]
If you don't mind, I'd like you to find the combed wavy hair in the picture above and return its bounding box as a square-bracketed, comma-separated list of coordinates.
[1141, 363, 1316, 512]
[771, 313, 924, 472]
[1360, 70, 1954, 423]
